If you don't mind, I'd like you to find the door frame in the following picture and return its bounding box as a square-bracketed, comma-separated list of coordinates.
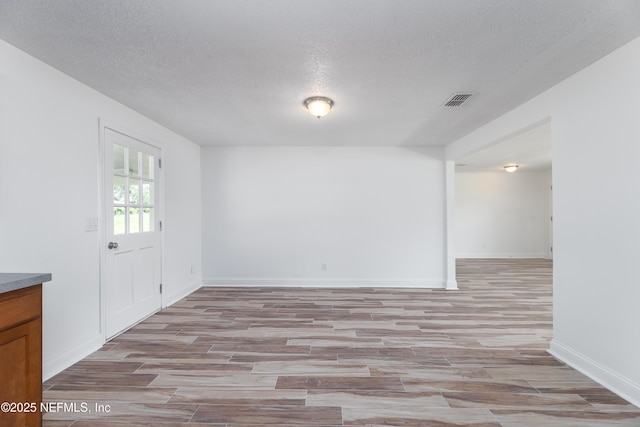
[98, 118, 165, 342]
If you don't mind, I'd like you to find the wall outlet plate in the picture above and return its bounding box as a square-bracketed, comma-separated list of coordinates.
[85, 217, 99, 232]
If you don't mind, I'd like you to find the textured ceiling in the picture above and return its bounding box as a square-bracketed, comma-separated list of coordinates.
[456, 121, 551, 173]
[1, 1, 640, 147]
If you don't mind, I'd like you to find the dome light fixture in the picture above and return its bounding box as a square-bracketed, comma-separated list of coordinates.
[504, 164, 519, 173]
[304, 96, 334, 118]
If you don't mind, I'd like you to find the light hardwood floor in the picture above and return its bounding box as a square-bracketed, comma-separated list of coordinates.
[43, 259, 640, 426]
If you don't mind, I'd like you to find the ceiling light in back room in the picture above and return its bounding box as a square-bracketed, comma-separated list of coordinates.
[504, 164, 519, 172]
[304, 96, 334, 118]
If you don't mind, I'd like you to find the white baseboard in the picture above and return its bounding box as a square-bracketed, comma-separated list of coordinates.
[549, 339, 640, 408]
[43, 280, 201, 382]
[202, 277, 446, 289]
[43, 333, 104, 381]
[446, 280, 458, 290]
[457, 252, 549, 259]
[163, 278, 202, 308]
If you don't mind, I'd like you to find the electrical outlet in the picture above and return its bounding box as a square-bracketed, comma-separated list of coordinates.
[321, 263, 327, 271]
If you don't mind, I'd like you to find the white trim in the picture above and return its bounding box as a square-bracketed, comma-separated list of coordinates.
[456, 252, 549, 259]
[98, 119, 107, 341]
[163, 280, 202, 307]
[444, 160, 458, 290]
[202, 278, 446, 288]
[549, 339, 640, 408]
[42, 281, 202, 381]
[43, 334, 103, 381]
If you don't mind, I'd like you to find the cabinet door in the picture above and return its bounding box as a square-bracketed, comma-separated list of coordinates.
[0, 318, 42, 427]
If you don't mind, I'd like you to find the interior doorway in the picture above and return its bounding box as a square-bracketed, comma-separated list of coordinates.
[453, 121, 552, 261]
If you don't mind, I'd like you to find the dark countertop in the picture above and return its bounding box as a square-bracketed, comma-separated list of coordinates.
[0, 273, 52, 295]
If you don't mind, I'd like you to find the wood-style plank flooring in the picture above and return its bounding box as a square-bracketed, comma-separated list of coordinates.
[43, 259, 640, 426]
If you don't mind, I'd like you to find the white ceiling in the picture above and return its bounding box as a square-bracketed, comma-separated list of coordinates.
[1, 1, 640, 147]
[456, 121, 552, 173]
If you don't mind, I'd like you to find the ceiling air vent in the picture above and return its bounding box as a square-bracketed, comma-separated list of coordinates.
[443, 93, 473, 107]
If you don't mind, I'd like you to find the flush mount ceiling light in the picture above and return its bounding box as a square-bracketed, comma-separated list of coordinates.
[504, 164, 519, 173]
[304, 96, 334, 118]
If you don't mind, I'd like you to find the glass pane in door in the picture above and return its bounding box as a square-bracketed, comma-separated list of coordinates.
[129, 149, 140, 177]
[113, 144, 126, 175]
[113, 175, 126, 204]
[142, 207, 153, 232]
[129, 180, 140, 204]
[129, 207, 140, 233]
[114, 207, 126, 235]
[142, 153, 154, 179]
[142, 181, 153, 205]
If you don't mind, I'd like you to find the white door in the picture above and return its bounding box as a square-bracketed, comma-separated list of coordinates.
[104, 128, 162, 339]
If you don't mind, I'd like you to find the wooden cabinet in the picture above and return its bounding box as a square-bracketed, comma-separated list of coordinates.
[0, 284, 42, 427]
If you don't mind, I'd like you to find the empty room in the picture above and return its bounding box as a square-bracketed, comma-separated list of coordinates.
[1, 1, 639, 426]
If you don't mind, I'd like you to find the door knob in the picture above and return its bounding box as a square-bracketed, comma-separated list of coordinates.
[108, 242, 119, 249]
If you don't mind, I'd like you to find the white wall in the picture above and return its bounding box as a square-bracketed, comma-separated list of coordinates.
[0, 39, 202, 379]
[456, 170, 552, 258]
[162, 139, 202, 306]
[446, 36, 640, 406]
[201, 146, 446, 287]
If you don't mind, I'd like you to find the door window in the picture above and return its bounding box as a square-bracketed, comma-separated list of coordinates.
[113, 144, 155, 235]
